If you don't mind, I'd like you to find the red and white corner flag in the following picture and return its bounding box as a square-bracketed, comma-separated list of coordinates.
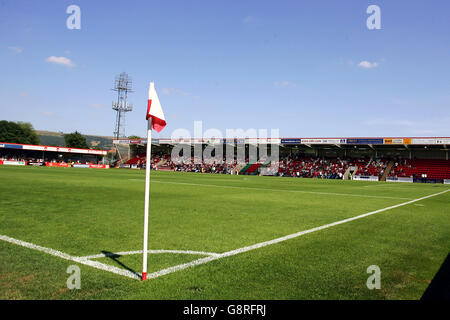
[142, 82, 166, 281]
[146, 82, 166, 133]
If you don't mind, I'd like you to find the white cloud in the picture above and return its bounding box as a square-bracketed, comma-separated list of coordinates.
[8, 46, 23, 54]
[41, 111, 54, 116]
[358, 61, 378, 69]
[274, 81, 296, 88]
[45, 56, 75, 67]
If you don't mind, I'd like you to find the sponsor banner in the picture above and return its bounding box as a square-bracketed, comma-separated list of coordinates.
[171, 138, 191, 144]
[22, 144, 45, 151]
[113, 139, 132, 144]
[23, 145, 42, 151]
[3, 160, 27, 165]
[24, 145, 72, 153]
[222, 138, 246, 144]
[212, 138, 249, 144]
[221, 138, 245, 144]
[119, 164, 131, 168]
[301, 139, 324, 144]
[246, 138, 259, 145]
[114, 139, 163, 145]
[72, 164, 90, 168]
[281, 138, 301, 144]
[2, 160, 26, 166]
[86, 149, 107, 155]
[204, 138, 222, 144]
[269, 138, 281, 144]
[412, 138, 450, 145]
[301, 138, 344, 144]
[190, 138, 203, 144]
[131, 164, 138, 169]
[45, 162, 69, 167]
[28, 162, 44, 166]
[353, 175, 379, 181]
[444, 179, 450, 185]
[89, 164, 110, 169]
[346, 138, 384, 145]
[384, 138, 405, 144]
[2, 143, 108, 155]
[250, 138, 282, 144]
[0, 143, 23, 149]
[411, 138, 437, 145]
[323, 139, 343, 144]
[386, 177, 413, 183]
[44, 146, 58, 152]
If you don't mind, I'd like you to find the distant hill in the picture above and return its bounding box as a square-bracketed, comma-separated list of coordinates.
[36, 130, 115, 151]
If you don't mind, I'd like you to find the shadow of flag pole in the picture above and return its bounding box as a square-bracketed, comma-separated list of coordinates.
[142, 82, 167, 281]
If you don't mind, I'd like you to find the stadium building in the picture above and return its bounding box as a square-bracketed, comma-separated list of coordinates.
[0, 142, 109, 168]
[114, 136, 450, 184]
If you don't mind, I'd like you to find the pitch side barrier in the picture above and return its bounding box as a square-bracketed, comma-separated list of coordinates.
[0, 160, 110, 169]
[0, 160, 27, 166]
[352, 175, 379, 182]
[386, 177, 414, 183]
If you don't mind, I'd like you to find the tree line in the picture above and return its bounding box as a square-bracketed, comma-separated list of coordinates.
[0, 120, 90, 149]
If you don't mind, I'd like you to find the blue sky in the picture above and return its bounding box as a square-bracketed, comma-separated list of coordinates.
[1, 0, 449, 138]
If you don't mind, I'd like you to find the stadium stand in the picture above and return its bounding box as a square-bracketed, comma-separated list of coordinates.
[389, 159, 450, 180]
[354, 158, 389, 177]
[277, 156, 349, 178]
[82, 136, 450, 183]
[121, 151, 450, 184]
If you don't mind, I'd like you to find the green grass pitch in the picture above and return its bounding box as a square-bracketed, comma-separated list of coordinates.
[0, 165, 449, 299]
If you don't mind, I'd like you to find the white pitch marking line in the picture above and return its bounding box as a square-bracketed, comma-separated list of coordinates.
[0, 235, 140, 280]
[143, 188, 450, 280]
[80, 249, 220, 260]
[128, 179, 413, 200]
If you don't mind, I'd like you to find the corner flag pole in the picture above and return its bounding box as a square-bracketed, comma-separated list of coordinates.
[141, 81, 166, 281]
[142, 117, 152, 281]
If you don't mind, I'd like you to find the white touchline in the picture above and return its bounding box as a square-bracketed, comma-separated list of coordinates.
[129, 179, 413, 200]
[0, 189, 448, 281]
[0, 234, 140, 280]
[142, 188, 450, 280]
